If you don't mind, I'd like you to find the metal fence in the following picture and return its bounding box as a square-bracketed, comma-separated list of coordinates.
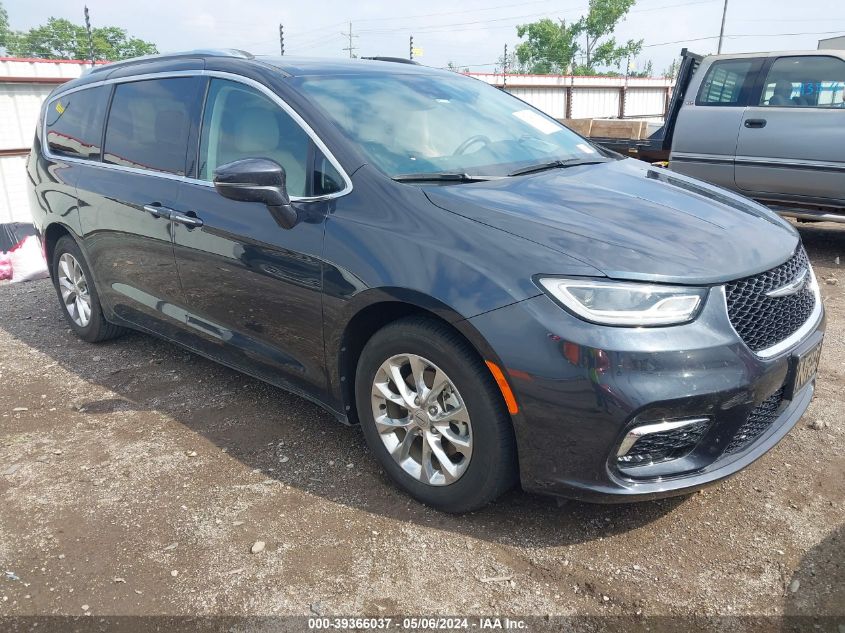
[467, 72, 675, 121]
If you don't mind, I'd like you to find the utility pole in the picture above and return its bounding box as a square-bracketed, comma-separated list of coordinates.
[83, 6, 95, 64]
[341, 22, 358, 58]
[717, 0, 729, 54]
[279, 24, 284, 56]
[409, 35, 414, 60]
[503, 43, 508, 90]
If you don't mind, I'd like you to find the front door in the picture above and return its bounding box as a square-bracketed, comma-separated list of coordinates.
[172, 78, 343, 403]
[670, 57, 763, 190]
[735, 55, 845, 203]
[77, 76, 205, 336]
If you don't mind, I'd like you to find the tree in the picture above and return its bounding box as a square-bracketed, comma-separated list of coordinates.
[514, 0, 643, 75]
[575, 0, 642, 72]
[662, 58, 679, 80]
[515, 18, 579, 74]
[1, 4, 157, 61]
[629, 59, 654, 78]
[0, 2, 9, 52]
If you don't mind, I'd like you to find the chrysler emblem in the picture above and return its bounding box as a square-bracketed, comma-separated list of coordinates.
[765, 269, 808, 298]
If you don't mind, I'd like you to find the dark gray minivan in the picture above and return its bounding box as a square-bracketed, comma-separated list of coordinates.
[28, 50, 824, 512]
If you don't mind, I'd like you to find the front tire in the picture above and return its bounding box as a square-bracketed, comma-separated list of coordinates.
[355, 316, 517, 512]
[52, 235, 124, 343]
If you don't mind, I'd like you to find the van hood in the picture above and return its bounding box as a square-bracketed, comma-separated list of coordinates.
[424, 158, 799, 285]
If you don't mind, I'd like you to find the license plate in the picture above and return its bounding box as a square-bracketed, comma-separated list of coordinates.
[787, 339, 823, 399]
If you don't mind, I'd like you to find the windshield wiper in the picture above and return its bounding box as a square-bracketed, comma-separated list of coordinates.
[508, 158, 608, 177]
[392, 172, 492, 183]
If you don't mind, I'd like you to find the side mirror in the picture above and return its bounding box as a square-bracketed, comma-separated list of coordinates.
[213, 158, 298, 229]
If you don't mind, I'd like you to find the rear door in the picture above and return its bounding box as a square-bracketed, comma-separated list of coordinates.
[670, 57, 763, 190]
[735, 54, 845, 203]
[76, 76, 204, 335]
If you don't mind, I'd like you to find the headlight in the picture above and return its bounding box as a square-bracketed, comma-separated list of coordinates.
[537, 278, 707, 326]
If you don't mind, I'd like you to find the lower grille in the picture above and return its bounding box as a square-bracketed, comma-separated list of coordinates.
[725, 247, 816, 353]
[723, 388, 785, 455]
[618, 418, 710, 466]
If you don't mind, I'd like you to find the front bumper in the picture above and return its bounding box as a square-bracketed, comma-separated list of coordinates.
[468, 287, 825, 502]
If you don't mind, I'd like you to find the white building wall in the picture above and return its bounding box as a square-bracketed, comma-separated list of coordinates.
[468, 72, 674, 120]
[0, 59, 90, 224]
[507, 86, 568, 119]
[570, 88, 620, 119]
[0, 84, 55, 150]
[624, 87, 668, 117]
[0, 155, 31, 223]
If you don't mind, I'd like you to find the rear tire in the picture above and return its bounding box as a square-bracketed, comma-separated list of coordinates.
[52, 235, 124, 343]
[355, 316, 517, 512]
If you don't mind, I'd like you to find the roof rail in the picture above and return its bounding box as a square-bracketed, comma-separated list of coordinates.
[361, 56, 420, 65]
[88, 49, 253, 74]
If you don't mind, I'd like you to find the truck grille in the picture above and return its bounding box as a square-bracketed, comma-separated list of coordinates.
[723, 387, 785, 455]
[725, 247, 815, 353]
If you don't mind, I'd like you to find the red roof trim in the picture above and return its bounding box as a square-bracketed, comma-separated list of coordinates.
[466, 71, 670, 81]
[0, 76, 70, 84]
[0, 56, 108, 65]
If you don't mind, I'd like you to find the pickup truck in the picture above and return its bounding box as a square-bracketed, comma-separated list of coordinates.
[590, 48, 845, 223]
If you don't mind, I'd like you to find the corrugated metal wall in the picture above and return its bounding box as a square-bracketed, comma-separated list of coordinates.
[508, 87, 568, 119]
[0, 155, 30, 223]
[0, 59, 88, 224]
[0, 84, 53, 150]
[471, 72, 674, 122]
[570, 88, 620, 119]
[624, 87, 668, 117]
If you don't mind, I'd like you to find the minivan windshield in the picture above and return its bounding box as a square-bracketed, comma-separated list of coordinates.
[294, 72, 605, 179]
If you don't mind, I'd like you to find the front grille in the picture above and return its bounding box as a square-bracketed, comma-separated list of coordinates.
[723, 388, 785, 455]
[618, 418, 710, 466]
[725, 247, 816, 352]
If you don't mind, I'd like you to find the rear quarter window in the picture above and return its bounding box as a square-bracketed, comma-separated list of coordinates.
[45, 86, 109, 159]
[696, 60, 756, 106]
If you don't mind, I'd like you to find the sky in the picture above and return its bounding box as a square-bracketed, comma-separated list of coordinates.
[4, 0, 844, 75]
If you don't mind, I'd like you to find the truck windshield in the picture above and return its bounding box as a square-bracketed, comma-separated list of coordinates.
[294, 72, 603, 179]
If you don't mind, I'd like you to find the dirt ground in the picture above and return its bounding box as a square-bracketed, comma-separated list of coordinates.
[0, 221, 843, 630]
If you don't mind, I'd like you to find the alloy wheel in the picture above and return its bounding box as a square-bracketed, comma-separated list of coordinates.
[57, 253, 92, 327]
[370, 353, 473, 486]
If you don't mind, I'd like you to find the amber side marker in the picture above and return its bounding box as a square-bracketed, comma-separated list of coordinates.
[485, 360, 519, 415]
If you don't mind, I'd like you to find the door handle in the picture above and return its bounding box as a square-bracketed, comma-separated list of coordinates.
[169, 210, 204, 229]
[143, 204, 173, 219]
[744, 119, 767, 128]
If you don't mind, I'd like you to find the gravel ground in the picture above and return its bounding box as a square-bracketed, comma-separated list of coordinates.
[0, 222, 842, 630]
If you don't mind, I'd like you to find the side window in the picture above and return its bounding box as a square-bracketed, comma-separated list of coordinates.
[199, 79, 311, 198]
[45, 86, 109, 159]
[314, 152, 344, 196]
[760, 56, 845, 108]
[696, 60, 755, 106]
[103, 77, 203, 175]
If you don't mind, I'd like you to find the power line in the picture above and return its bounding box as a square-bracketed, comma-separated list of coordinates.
[451, 26, 845, 68]
[355, 0, 719, 35]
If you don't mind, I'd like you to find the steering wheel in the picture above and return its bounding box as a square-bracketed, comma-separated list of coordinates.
[453, 134, 492, 156]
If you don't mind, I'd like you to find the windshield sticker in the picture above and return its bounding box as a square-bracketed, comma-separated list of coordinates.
[512, 109, 560, 135]
[576, 143, 597, 154]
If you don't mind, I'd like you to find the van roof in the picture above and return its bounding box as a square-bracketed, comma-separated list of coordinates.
[83, 49, 443, 78]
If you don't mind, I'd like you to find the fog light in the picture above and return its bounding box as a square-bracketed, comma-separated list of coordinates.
[617, 417, 710, 466]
